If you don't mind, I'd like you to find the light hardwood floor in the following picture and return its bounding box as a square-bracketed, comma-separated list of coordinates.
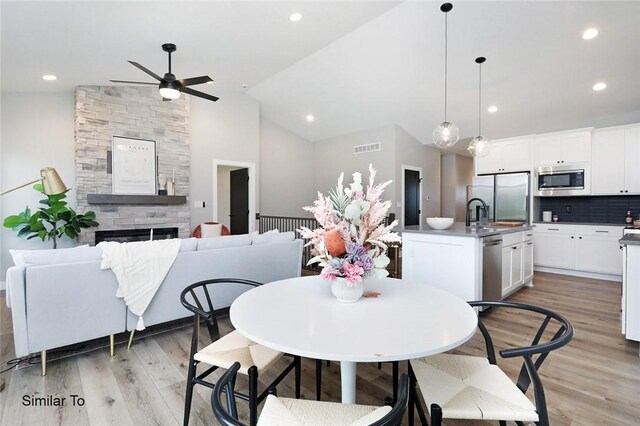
[1, 272, 640, 425]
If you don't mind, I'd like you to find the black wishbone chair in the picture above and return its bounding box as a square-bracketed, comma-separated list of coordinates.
[180, 278, 301, 426]
[408, 300, 574, 426]
[212, 361, 410, 426]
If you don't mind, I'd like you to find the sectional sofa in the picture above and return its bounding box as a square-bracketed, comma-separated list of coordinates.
[5, 232, 303, 371]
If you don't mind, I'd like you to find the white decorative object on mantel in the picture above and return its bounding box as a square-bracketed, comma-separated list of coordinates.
[112, 136, 157, 195]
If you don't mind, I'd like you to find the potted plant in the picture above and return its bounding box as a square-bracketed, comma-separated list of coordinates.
[3, 183, 99, 248]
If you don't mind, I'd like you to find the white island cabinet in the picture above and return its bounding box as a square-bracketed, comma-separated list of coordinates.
[620, 233, 640, 352]
[401, 224, 534, 302]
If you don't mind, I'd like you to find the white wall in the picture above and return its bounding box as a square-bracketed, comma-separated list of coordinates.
[259, 119, 315, 217]
[1, 93, 76, 277]
[189, 93, 260, 229]
[395, 125, 441, 220]
[313, 125, 396, 213]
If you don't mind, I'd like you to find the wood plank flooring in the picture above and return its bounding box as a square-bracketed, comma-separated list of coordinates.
[1, 272, 639, 425]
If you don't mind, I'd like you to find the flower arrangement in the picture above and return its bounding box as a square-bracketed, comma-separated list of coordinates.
[298, 165, 401, 285]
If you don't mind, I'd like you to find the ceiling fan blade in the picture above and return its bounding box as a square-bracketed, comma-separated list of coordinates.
[110, 79, 158, 86]
[182, 87, 219, 102]
[178, 76, 213, 87]
[128, 61, 162, 81]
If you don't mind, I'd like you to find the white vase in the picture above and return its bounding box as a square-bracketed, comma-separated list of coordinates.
[331, 277, 364, 303]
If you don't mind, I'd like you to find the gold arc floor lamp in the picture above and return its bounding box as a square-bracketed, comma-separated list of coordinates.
[0, 167, 67, 392]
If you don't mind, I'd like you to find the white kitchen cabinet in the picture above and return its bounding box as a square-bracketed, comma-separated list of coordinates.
[523, 232, 534, 282]
[533, 226, 575, 269]
[592, 125, 640, 195]
[501, 231, 525, 297]
[475, 137, 532, 174]
[574, 225, 624, 275]
[534, 224, 623, 276]
[534, 129, 592, 167]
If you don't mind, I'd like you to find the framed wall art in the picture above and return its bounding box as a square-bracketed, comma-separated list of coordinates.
[112, 136, 157, 195]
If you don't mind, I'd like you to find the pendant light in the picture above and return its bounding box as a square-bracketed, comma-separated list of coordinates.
[433, 3, 459, 148]
[468, 56, 491, 157]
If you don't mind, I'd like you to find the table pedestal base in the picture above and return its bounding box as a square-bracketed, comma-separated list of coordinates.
[340, 361, 357, 403]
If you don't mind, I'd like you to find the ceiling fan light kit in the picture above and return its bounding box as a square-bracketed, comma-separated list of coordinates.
[433, 2, 459, 149]
[110, 43, 219, 102]
[468, 56, 491, 158]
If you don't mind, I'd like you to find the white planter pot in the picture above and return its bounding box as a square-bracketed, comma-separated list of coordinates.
[331, 277, 364, 303]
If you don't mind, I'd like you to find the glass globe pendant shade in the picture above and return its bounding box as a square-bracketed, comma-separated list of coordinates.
[468, 135, 491, 157]
[433, 121, 460, 148]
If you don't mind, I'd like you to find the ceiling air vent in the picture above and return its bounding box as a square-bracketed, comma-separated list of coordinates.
[353, 142, 381, 155]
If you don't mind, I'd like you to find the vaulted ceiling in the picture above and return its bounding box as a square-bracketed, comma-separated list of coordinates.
[2, 1, 640, 146]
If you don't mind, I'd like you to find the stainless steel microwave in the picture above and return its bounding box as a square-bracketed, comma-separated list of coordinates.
[535, 163, 590, 196]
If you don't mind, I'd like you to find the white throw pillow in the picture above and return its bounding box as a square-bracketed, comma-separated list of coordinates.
[197, 234, 252, 251]
[200, 223, 223, 238]
[9, 245, 102, 267]
[252, 231, 295, 245]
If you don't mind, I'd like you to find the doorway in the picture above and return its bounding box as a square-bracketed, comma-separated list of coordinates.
[403, 166, 422, 227]
[229, 168, 249, 234]
[212, 160, 256, 234]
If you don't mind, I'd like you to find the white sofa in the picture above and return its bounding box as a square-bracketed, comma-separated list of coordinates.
[5, 232, 303, 359]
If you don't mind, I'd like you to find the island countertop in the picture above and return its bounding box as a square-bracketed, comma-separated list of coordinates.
[400, 222, 534, 238]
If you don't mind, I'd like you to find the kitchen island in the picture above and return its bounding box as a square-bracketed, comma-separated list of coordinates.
[401, 223, 534, 302]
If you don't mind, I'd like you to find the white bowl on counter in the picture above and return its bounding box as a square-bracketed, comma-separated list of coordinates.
[426, 217, 454, 230]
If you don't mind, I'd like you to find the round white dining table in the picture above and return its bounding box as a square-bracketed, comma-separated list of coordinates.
[230, 275, 478, 404]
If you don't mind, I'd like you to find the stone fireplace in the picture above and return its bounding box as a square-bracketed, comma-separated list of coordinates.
[95, 227, 179, 244]
[74, 86, 191, 245]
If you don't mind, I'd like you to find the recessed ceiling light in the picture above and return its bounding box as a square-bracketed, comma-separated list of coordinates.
[488, 105, 498, 113]
[241, 84, 248, 89]
[305, 114, 315, 122]
[593, 82, 607, 91]
[289, 12, 302, 22]
[582, 28, 599, 40]
[42, 75, 57, 81]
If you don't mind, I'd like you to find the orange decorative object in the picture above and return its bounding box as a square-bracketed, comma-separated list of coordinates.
[324, 229, 346, 257]
[192, 222, 231, 238]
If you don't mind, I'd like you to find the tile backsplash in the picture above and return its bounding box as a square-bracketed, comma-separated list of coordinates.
[538, 196, 640, 224]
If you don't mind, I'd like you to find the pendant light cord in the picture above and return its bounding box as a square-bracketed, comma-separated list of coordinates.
[444, 11, 448, 122]
[478, 61, 482, 135]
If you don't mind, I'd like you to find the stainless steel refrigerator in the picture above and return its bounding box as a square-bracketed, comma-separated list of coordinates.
[468, 172, 530, 223]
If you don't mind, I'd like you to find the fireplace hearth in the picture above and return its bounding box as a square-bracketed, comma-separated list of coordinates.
[95, 228, 179, 245]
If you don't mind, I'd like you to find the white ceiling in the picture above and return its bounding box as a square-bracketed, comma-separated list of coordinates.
[3, 1, 640, 146]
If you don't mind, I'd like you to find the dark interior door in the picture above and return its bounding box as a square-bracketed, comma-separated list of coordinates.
[404, 169, 420, 226]
[229, 168, 249, 235]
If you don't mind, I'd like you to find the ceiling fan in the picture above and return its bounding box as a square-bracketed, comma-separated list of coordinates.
[110, 43, 219, 102]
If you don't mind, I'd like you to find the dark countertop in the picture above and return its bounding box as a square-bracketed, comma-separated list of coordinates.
[532, 221, 627, 227]
[401, 222, 533, 238]
[620, 234, 640, 246]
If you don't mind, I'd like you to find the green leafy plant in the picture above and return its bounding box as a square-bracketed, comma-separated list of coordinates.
[3, 183, 99, 249]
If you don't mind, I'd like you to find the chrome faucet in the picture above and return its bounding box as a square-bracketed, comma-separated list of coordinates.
[466, 197, 489, 227]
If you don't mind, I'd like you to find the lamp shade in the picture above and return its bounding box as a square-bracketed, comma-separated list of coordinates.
[433, 121, 460, 148]
[467, 135, 491, 157]
[40, 167, 67, 195]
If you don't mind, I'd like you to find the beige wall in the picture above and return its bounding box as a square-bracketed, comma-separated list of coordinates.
[395, 125, 441, 222]
[440, 153, 473, 221]
[189, 93, 260, 229]
[313, 125, 396, 213]
[1, 93, 76, 278]
[259, 119, 315, 217]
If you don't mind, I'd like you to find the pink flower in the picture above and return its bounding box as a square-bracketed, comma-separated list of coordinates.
[320, 266, 339, 281]
[342, 263, 364, 285]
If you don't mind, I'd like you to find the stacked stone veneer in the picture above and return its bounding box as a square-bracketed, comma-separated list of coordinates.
[75, 86, 191, 245]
